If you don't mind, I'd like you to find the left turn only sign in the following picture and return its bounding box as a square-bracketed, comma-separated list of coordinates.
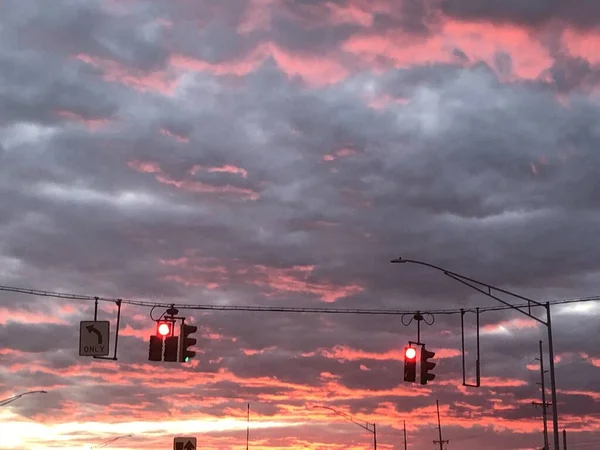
[79, 321, 110, 356]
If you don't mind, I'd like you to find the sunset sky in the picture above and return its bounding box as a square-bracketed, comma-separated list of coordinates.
[1, 0, 600, 449]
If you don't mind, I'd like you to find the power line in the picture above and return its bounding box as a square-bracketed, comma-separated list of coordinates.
[1, 285, 599, 316]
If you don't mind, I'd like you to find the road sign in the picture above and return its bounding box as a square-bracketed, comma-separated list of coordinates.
[79, 321, 110, 356]
[174, 437, 196, 450]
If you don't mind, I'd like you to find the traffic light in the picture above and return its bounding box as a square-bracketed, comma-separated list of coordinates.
[164, 336, 179, 362]
[149, 321, 174, 362]
[404, 346, 417, 382]
[420, 346, 436, 385]
[179, 323, 198, 362]
[148, 335, 163, 361]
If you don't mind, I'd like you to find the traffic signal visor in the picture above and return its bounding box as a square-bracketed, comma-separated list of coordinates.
[163, 335, 179, 362]
[148, 335, 163, 361]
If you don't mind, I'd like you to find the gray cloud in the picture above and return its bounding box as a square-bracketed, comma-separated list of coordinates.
[1, 0, 600, 448]
[440, 0, 600, 29]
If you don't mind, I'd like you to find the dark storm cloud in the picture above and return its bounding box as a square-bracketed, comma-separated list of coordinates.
[1, 0, 170, 71]
[1, 0, 600, 447]
[0, 53, 119, 125]
[440, 0, 600, 29]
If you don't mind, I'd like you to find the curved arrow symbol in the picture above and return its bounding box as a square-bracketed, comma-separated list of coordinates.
[86, 325, 103, 345]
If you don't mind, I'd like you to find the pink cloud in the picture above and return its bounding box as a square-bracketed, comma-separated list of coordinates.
[326, 1, 374, 27]
[171, 42, 349, 87]
[155, 173, 259, 199]
[237, 0, 276, 35]
[482, 317, 539, 333]
[74, 53, 178, 95]
[249, 264, 363, 302]
[0, 307, 69, 325]
[190, 164, 249, 178]
[160, 258, 362, 301]
[322, 147, 357, 161]
[579, 352, 600, 367]
[343, 19, 552, 81]
[317, 345, 461, 362]
[128, 160, 161, 173]
[169, 45, 267, 77]
[268, 43, 349, 86]
[54, 110, 112, 131]
[564, 28, 600, 65]
[160, 128, 190, 143]
[128, 159, 259, 200]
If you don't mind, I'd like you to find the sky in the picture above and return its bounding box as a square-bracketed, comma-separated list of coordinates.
[1, 0, 600, 449]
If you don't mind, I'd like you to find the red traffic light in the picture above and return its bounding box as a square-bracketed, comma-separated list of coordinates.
[405, 346, 417, 359]
[157, 322, 172, 336]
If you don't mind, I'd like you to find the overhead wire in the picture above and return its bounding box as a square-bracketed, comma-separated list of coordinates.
[1, 284, 599, 316]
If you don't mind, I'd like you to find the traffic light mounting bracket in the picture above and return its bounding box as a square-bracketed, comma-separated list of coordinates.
[461, 308, 481, 387]
[92, 296, 122, 361]
[401, 311, 435, 345]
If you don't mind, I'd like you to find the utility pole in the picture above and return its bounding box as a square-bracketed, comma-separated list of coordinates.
[403, 420, 408, 450]
[433, 400, 449, 450]
[563, 429, 567, 450]
[531, 340, 550, 450]
[246, 403, 250, 450]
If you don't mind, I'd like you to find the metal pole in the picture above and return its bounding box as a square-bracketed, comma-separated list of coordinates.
[246, 403, 250, 450]
[546, 303, 560, 450]
[403, 420, 408, 450]
[436, 400, 443, 450]
[391, 259, 559, 449]
[373, 422, 377, 450]
[539, 340, 549, 450]
[461, 310, 466, 385]
[562, 429, 567, 450]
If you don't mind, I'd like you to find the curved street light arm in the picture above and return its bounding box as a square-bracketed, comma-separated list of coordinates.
[0, 390, 48, 407]
[91, 434, 133, 449]
[391, 257, 546, 324]
[313, 406, 375, 433]
[390, 256, 560, 450]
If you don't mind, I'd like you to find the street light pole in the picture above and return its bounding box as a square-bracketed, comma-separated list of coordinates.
[0, 390, 48, 407]
[391, 257, 560, 450]
[313, 405, 377, 450]
[90, 434, 133, 449]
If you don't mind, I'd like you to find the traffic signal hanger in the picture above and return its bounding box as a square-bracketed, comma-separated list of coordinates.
[148, 305, 198, 364]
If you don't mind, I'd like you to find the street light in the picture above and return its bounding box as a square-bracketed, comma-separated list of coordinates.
[313, 405, 377, 449]
[0, 390, 48, 407]
[391, 257, 560, 450]
[89, 434, 133, 448]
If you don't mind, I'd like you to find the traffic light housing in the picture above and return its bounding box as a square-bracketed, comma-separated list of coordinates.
[148, 335, 163, 361]
[404, 346, 417, 382]
[179, 324, 198, 362]
[164, 336, 179, 362]
[420, 346, 436, 385]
